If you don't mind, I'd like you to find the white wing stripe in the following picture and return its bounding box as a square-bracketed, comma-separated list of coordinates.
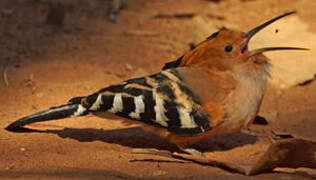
[154, 93, 169, 127]
[109, 94, 123, 113]
[178, 107, 197, 128]
[72, 104, 87, 117]
[129, 95, 145, 119]
[90, 94, 103, 111]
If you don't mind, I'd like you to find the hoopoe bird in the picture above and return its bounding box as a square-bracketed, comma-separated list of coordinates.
[6, 12, 307, 155]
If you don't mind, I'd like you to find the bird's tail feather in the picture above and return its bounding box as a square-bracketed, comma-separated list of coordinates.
[5, 104, 88, 131]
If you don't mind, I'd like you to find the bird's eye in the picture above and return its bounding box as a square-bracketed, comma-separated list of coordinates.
[225, 45, 233, 52]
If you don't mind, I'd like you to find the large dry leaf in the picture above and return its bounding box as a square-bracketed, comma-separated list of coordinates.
[135, 138, 316, 175]
[250, 16, 316, 89]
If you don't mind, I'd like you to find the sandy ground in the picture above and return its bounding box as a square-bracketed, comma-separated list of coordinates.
[1, 0, 316, 179]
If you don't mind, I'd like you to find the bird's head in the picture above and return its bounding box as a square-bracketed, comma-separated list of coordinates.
[169, 12, 308, 73]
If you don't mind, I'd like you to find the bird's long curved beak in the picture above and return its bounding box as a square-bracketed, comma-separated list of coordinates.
[240, 11, 309, 57]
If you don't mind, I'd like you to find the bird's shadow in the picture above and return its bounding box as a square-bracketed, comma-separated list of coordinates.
[6, 116, 267, 152]
[36, 126, 258, 153]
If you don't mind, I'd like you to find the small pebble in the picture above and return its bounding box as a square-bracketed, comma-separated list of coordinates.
[152, 170, 167, 176]
[84, 85, 92, 90]
[125, 63, 133, 71]
[5, 164, 14, 170]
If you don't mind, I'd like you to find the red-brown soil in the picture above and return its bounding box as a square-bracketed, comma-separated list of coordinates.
[1, 0, 316, 179]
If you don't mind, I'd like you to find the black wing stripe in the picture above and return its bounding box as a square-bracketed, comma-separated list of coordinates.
[99, 95, 115, 111]
[162, 56, 183, 70]
[126, 77, 153, 88]
[176, 82, 201, 104]
[163, 101, 181, 130]
[82, 93, 98, 109]
[121, 96, 135, 114]
[190, 109, 211, 132]
[156, 85, 176, 100]
[139, 91, 156, 123]
[149, 73, 169, 83]
[98, 84, 125, 94]
[123, 87, 147, 96]
[168, 69, 184, 81]
[167, 108, 211, 136]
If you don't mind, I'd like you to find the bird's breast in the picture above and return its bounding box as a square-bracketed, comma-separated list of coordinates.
[221, 70, 268, 131]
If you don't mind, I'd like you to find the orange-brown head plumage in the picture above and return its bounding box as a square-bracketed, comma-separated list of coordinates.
[178, 12, 308, 74]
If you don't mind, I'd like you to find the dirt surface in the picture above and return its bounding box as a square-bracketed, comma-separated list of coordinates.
[1, 0, 316, 179]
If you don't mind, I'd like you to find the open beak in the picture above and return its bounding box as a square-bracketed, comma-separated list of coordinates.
[240, 11, 309, 57]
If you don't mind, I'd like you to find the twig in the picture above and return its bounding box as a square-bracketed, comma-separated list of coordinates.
[132, 148, 249, 174]
[152, 13, 195, 19]
[132, 148, 174, 158]
[172, 153, 249, 174]
[206, 14, 225, 20]
[123, 30, 159, 37]
[3, 67, 9, 87]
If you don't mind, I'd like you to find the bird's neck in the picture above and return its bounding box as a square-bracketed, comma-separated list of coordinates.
[224, 57, 271, 129]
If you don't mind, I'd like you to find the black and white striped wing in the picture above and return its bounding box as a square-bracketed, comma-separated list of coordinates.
[78, 69, 212, 137]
